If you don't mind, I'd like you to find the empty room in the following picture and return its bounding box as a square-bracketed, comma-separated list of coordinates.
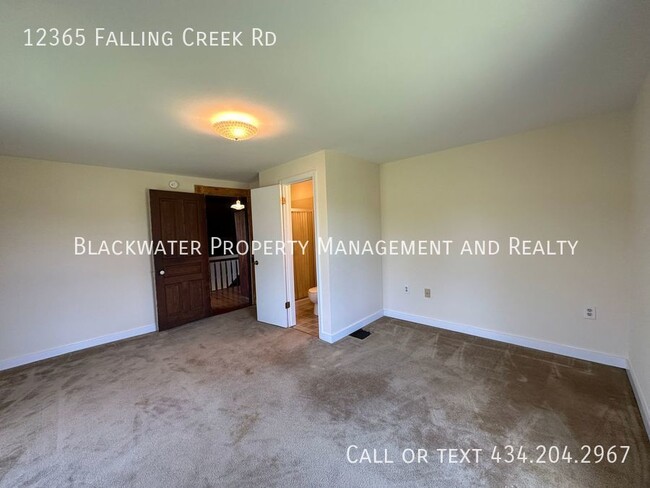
[1, 1, 650, 487]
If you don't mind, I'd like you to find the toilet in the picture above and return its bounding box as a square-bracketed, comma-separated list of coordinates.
[308, 286, 318, 315]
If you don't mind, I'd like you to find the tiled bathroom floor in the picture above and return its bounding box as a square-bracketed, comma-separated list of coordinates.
[294, 298, 319, 337]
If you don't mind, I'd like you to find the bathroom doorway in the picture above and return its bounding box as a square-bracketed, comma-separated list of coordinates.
[289, 180, 319, 336]
[249, 174, 322, 336]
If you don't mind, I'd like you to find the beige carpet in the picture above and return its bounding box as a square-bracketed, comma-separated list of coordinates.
[1, 307, 648, 487]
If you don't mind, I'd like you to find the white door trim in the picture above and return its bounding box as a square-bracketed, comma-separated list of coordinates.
[281, 183, 296, 327]
[280, 171, 322, 338]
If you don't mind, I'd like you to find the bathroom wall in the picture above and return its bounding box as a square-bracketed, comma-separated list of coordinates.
[292, 209, 317, 299]
[291, 180, 316, 299]
[291, 180, 314, 209]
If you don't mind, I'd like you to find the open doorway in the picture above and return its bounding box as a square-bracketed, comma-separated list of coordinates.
[249, 175, 322, 336]
[289, 180, 319, 337]
[193, 185, 254, 315]
[149, 186, 254, 331]
[204, 195, 252, 314]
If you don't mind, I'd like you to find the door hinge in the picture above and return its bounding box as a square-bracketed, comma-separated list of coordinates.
[281, 196, 286, 205]
[285, 301, 290, 309]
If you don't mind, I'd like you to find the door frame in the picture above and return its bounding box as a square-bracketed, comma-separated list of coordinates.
[280, 172, 322, 338]
[194, 185, 256, 307]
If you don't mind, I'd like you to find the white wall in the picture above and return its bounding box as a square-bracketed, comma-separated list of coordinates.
[0, 156, 247, 368]
[630, 74, 650, 432]
[259, 150, 383, 341]
[2, 112, 640, 377]
[323, 151, 383, 340]
[381, 112, 633, 363]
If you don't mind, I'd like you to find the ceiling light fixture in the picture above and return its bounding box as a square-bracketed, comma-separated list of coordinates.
[213, 120, 257, 141]
[230, 199, 245, 210]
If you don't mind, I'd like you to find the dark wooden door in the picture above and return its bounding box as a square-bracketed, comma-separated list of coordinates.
[149, 190, 211, 330]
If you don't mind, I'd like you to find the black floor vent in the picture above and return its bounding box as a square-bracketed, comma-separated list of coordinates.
[349, 329, 371, 340]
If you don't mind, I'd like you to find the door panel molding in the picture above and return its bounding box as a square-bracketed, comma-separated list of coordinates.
[149, 190, 211, 330]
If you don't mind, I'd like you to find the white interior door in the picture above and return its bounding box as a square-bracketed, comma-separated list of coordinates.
[251, 185, 289, 327]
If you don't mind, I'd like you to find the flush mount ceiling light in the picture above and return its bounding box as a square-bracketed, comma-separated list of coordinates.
[230, 199, 245, 210]
[213, 120, 257, 141]
[212, 112, 258, 141]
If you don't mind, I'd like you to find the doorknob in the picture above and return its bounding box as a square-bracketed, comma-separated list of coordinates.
[159, 270, 165, 275]
[254, 260, 259, 266]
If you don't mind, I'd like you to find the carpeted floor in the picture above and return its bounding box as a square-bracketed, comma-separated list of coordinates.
[1, 307, 648, 487]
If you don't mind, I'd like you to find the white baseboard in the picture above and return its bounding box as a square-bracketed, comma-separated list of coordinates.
[0, 324, 157, 372]
[627, 363, 650, 440]
[383, 309, 628, 369]
[320, 310, 384, 344]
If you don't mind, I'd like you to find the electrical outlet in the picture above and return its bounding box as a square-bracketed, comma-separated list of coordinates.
[584, 306, 596, 320]
[424, 288, 431, 298]
[404, 285, 409, 294]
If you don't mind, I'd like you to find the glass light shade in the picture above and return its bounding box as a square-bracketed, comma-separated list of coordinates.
[212, 120, 258, 141]
[231, 200, 245, 210]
